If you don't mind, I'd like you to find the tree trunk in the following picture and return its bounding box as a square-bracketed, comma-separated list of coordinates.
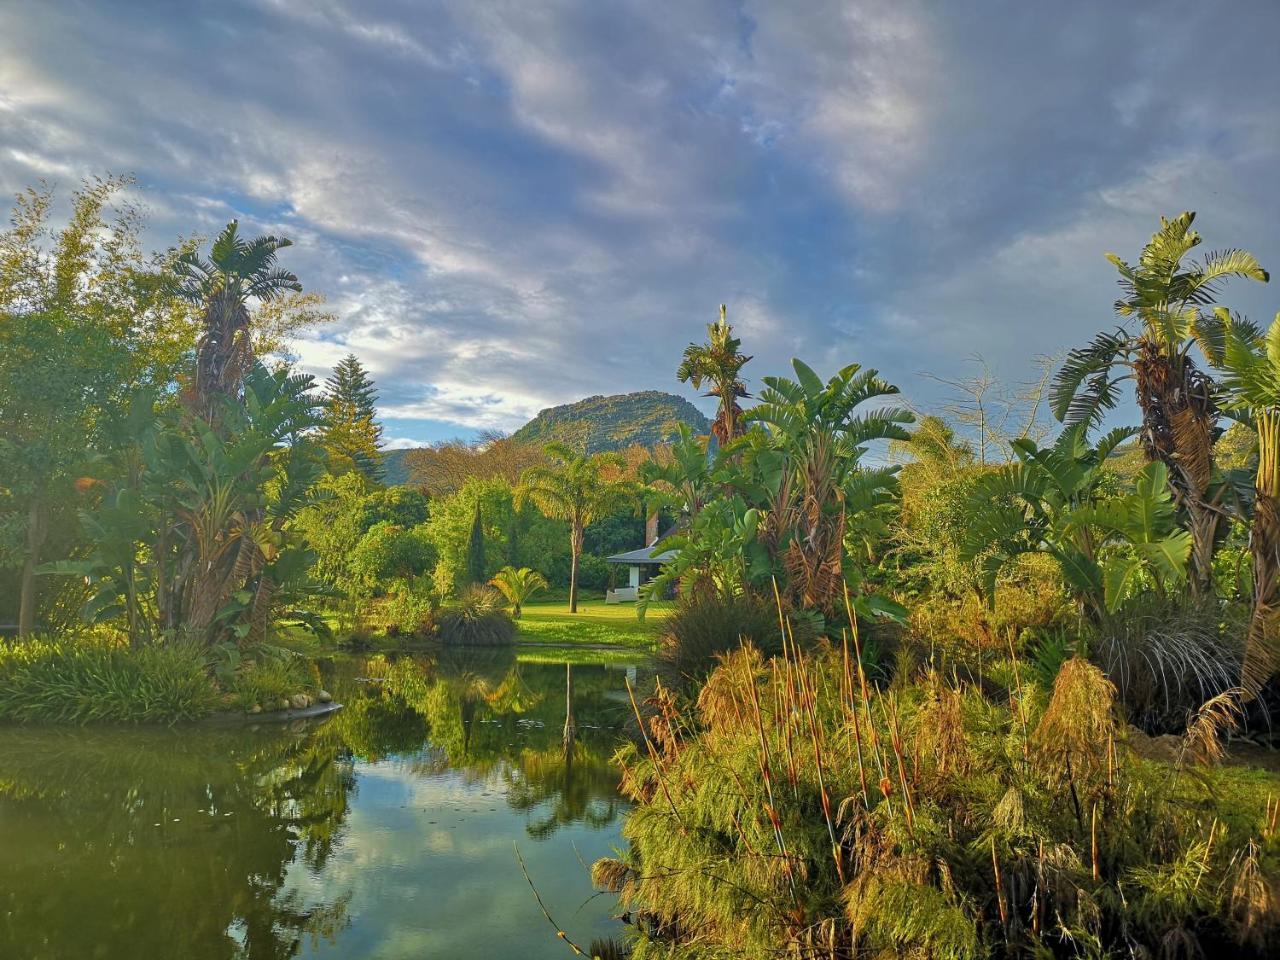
[18, 497, 46, 637]
[563, 662, 576, 753]
[568, 522, 582, 614]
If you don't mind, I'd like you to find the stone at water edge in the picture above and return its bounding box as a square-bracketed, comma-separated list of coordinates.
[277, 698, 292, 712]
[316, 690, 332, 703]
[248, 704, 263, 715]
[289, 693, 310, 710]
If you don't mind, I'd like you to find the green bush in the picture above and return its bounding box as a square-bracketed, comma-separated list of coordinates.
[227, 653, 311, 711]
[0, 635, 218, 724]
[655, 593, 785, 694]
[438, 585, 516, 646]
[380, 584, 437, 638]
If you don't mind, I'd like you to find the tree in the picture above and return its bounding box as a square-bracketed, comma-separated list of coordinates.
[518, 443, 633, 613]
[746, 359, 914, 615]
[490, 566, 549, 618]
[466, 500, 487, 586]
[1200, 309, 1280, 692]
[677, 304, 752, 444]
[405, 432, 546, 498]
[0, 177, 196, 635]
[171, 219, 302, 426]
[322, 354, 384, 483]
[1052, 213, 1268, 595]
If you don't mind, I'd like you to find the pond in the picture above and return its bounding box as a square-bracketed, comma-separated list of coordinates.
[0, 648, 642, 959]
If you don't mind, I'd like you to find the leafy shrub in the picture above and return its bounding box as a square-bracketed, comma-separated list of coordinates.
[655, 593, 785, 693]
[380, 585, 437, 638]
[0, 635, 218, 723]
[437, 585, 516, 646]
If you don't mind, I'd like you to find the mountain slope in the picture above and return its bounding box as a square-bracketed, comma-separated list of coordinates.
[380, 390, 711, 484]
[512, 390, 710, 453]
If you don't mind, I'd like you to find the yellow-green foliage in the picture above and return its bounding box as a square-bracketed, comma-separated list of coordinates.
[607, 645, 1280, 958]
[910, 553, 1070, 650]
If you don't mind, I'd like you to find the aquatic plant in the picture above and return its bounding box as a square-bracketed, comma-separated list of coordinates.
[601, 637, 1280, 958]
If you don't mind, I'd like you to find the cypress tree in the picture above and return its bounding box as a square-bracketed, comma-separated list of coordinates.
[322, 354, 385, 483]
[466, 500, 487, 585]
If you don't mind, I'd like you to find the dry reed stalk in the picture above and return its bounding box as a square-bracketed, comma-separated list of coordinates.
[882, 694, 917, 834]
[1091, 803, 1100, 882]
[842, 631, 871, 809]
[992, 835, 1008, 928]
[624, 675, 686, 834]
[1005, 631, 1031, 761]
[797, 649, 845, 883]
[771, 661, 800, 796]
[843, 584, 894, 801]
[516, 843, 588, 957]
[746, 663, 797, 899]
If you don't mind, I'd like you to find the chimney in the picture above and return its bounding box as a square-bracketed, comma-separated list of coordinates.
[645, 509, 659, 547]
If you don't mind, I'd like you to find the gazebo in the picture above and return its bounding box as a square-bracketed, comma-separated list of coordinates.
[605, 542, 677, 603]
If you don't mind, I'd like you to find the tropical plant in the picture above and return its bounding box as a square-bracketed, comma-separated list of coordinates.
[489, 566, 549, 618]
[518, 442, 634, 613]
[745, 358, 913, 617]
[171, 219, 302, 425]
[1200, 309, 1280, 692]
[677, 304, 752, 444]
[44, 364, 331, 647]
[1052, 212, 1268, 594]
[962, 424, 1191, 617]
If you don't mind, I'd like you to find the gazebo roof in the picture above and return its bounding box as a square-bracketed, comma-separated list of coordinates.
[606, 544, 678, 565]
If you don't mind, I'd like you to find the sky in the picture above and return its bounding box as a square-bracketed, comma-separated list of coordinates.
[1, 0, 1277, 448]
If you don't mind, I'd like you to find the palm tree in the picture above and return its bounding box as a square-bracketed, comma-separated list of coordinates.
[490, 566, 549, 618]
[1201, 310, 1280, 693]
[518, 442, 632, 613]
[172, 220, 302, 426]
[1052, 212, 1268, 595]
[677, 304, 752, 444]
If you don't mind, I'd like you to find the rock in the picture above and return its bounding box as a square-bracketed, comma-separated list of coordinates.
[290, 693, 309, 710]
[316, 690, 333, 703]
[278, 698, 292, 712]
[248, 704, 263, 715]
[1125, 724, 1181, 763]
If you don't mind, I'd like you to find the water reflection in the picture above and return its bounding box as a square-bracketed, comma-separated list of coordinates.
[0, 651, 639, 960]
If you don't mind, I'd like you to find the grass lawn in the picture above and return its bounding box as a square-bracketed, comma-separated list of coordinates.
[514, 598, 670, 648]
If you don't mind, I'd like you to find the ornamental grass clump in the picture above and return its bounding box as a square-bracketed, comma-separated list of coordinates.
[438, 585, 516, 646]
[0, 634, 218, 723]
[600, 622, 1280, 958]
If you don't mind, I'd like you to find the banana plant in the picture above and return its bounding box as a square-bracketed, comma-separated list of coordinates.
[962, 424, 1190, 616]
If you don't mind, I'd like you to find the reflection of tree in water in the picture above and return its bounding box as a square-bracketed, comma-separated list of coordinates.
[333, 651, 634, 838]
[0, 722, 356, 960]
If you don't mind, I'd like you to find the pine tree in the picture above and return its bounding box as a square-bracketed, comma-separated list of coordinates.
[466, 500, 487, 586]
[322, 354, 384, 483]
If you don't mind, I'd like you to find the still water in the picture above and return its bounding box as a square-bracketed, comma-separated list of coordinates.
[0, 648, 639, 959]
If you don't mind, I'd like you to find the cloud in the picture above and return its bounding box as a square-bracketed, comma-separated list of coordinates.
[1, 0, 1276, 445]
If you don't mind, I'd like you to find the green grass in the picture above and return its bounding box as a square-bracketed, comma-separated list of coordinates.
[514, 598, 669, 648]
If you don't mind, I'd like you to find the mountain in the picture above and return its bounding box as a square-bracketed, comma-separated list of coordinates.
[381, 448, 415, 486]
[381, 390, 711, 484]
[512, 390, 711, 453]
